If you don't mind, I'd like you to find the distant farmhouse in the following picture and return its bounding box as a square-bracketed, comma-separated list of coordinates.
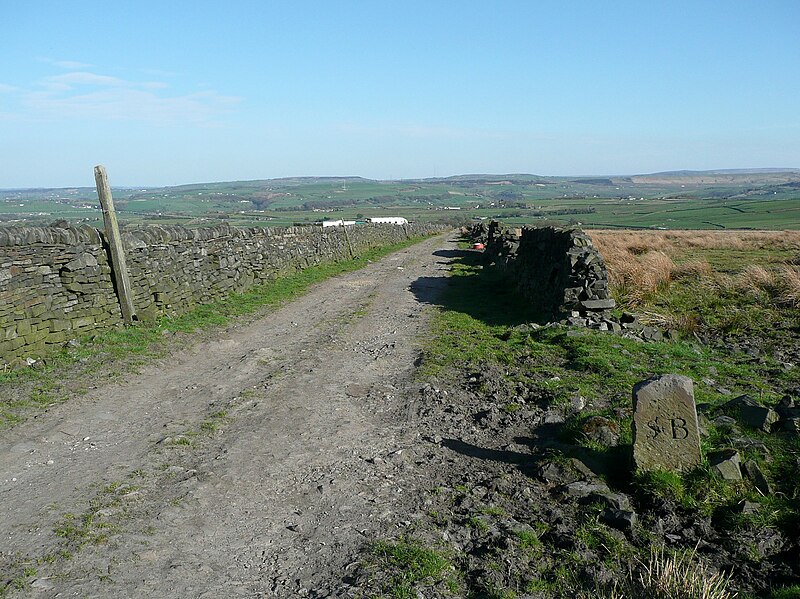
[367, 217, 408, 225]
[321, 219, 357, 227]
[321, 217, 408, 227]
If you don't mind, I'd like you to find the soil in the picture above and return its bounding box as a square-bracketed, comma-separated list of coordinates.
[0, 234, 457, 598]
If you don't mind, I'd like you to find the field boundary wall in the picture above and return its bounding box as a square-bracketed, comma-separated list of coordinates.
[0, 222, 444, 368]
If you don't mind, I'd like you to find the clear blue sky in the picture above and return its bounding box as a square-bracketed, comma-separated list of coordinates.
[1, 1, 798, 187]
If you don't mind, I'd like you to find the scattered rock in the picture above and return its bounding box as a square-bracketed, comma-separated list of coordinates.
[580, 416, 620, 447]
[738, 501, 761, 515]
[591, 492, 632, 512]
[723, 395, 778, 432]
[712, 415, 738, 429]
[776, 396, 799, 419]
[741, 461, 772, 495]
[570, 395, 587, 412]
[730, 437, 769, 455]
[543, 410, 565, 424]
[600, 508, 637, 534]
[709, 449, 742, 481]
[779, 418, 800, 434]
[641, 326, 663, 341]
[563, 480, 610, 498]
[537, 461, 580, 486]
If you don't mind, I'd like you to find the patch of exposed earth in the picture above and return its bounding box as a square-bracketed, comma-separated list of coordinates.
[344, 356, 800, 597]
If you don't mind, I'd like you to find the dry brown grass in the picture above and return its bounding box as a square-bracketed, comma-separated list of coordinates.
[593, 238, 675, 306]
[725, 264, 800, 307]
[591, 229, 800, 255]
[672, 260, 714, 279]
[736, 265, 776, 296]
[779, 264, 800, 307]
[589, 229, 800, 309]
[577, 545, 737, 599]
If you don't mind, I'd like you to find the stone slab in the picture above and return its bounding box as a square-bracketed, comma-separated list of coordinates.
[632, 374, 702, 472]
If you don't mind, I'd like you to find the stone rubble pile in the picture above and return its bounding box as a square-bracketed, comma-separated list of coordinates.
[699, 393, 800, 485]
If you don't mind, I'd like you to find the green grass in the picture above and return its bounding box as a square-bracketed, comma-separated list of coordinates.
[423, 252, 785, 414]
[514, 528, 544, 551]
[371, 538, 457, 598]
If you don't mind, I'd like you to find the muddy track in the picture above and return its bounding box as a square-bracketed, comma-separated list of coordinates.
[0, 234, 457, 598]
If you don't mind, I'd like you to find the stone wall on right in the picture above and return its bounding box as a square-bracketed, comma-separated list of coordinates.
[474, 223, 615, 322]
[515, 226, 615, 321]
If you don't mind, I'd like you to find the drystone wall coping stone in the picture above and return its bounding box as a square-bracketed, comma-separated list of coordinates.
[0, 225, 101, 247]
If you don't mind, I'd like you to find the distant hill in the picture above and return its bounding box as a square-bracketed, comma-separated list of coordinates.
[631, 169, 800, 185]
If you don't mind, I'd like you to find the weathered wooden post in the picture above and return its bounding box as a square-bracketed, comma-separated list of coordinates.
[342, 221, 355, 259]
[94, 165, 137, 324]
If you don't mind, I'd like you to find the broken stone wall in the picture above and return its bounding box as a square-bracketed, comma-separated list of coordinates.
[0, 222, 444, 368]
[474, 223, 614, 322]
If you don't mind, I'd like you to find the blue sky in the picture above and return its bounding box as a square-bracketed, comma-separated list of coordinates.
[1, 1, 799, 187]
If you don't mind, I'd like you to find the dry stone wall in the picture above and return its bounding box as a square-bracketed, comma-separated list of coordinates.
[1, 222, 444, 368]
[472, 222, 614, 322]
[0, 225, 120, 367]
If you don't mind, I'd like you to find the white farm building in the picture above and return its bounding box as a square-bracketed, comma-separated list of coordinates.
[367, 217, 408, 225]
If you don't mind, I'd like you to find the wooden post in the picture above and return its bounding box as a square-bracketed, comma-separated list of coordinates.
[94, 165, 137, 324]
[342, 221, 355, 259]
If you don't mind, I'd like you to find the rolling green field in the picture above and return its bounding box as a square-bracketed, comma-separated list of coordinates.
[2, 171, 799, 230]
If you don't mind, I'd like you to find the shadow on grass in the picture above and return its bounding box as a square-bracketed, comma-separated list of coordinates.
[410, 249, 550, 327]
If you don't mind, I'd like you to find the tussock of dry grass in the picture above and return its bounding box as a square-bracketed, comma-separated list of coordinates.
[736, 265, 776, 296]
[672, 260, 714, 279]
[589, 229, 800, 310]
[594, 242, 674, 306]
[779, 264, 800, 307]
[577, 545, 737, 599]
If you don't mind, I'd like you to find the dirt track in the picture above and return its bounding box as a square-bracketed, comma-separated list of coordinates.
[0, 234, 456, 598]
